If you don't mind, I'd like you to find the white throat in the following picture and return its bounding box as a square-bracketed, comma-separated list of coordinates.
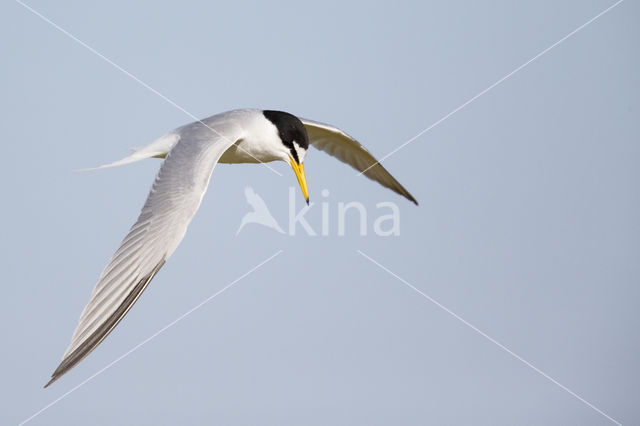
[218, 110, 288, 164]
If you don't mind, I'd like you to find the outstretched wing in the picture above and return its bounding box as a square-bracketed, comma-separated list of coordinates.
[46, 125, 238, 387]
[301, 119, 417, 205]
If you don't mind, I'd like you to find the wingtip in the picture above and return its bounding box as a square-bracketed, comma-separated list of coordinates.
[43, 375, 57, 388]
[402, 191, 419, 206]
[44, 361, 65, 388]
[42, 260, 168, 390]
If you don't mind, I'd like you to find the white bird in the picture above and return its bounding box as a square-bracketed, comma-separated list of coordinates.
[46, 109, 417, 387]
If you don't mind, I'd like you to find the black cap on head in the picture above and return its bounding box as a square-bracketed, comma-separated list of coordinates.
[263, 110, 309, 164]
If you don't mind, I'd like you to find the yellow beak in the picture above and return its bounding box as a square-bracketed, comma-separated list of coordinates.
[289, 157, 309, 205]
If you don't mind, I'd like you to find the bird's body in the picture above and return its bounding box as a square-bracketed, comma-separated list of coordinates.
[101, 109, 292, 167]
[46, 109, 417, 387]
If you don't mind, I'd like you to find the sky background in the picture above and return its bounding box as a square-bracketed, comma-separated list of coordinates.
[1, 0, 638, 425]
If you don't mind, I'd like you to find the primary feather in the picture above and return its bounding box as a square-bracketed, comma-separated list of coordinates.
[46, 116, 241, 387]
[302, 119, 418, 205]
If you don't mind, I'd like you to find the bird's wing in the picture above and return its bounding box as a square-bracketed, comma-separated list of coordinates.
[46, 124, 239, 387]
[301, 119, 417, 205]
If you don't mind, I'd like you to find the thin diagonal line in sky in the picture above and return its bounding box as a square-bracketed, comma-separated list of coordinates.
[359, 0, 624, 175]
[357, 250, 621, 426]
[15, 0, 283, 176]
[18, 250, 284, 426]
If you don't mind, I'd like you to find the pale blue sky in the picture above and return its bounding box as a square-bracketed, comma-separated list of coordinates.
[1, 1, 638, 425]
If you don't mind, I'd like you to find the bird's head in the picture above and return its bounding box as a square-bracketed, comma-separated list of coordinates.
[263, 110, 309, 205]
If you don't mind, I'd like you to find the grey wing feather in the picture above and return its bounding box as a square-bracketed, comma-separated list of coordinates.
[301, 119, 418, 205]
[46, 124, 238, 387]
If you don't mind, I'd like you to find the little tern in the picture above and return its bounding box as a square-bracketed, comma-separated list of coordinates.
[46, 109, 417, 387]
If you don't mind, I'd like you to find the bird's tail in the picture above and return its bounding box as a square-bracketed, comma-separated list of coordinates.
[77, 132, 180, 171]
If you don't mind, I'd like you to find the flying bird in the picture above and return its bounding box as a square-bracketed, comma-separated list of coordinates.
[46, 109, 418, 387]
